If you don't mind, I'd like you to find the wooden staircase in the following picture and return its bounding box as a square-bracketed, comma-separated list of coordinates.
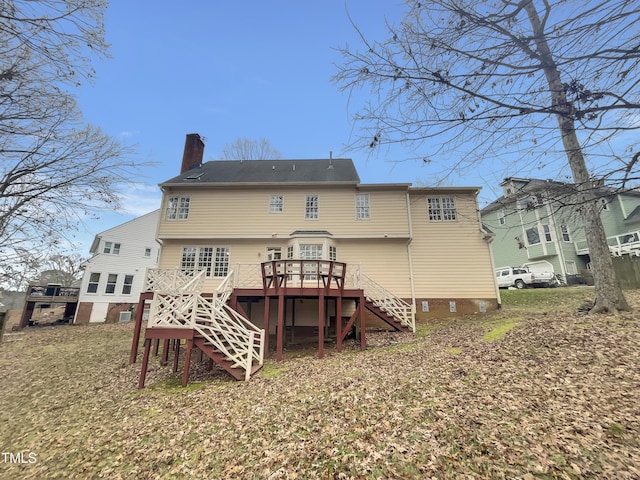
[364, 300, 411, 332]
[194, 337, 263, 380]
[144, 269, 265, 382]
[356, 271, 416, 333]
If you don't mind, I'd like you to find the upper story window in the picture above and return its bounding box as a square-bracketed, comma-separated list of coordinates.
[428, 196, 457, 221]
[270, 195, 283, 213]
[105, 274, 118, 294]
[103, 242, 121, 254]
[122, 275, 134, 295]
[305, 195, 319, 220]
[355, 193, 370, 220]
[526, 226, 541, 245]
[144, 247, 152, 257]
[561, 225, 571, 242]
[87, 273, 100, 293]
[543, 224, 552, 242]
[166, 196, 190, 220]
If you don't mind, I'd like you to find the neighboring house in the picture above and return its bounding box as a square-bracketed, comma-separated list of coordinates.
[481, 177, 640, 281]
[74, 210, 160, 324]
[134, 134, 499, 385]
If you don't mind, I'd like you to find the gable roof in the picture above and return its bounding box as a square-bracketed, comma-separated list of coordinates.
[160, 159, 360, 186]
[480, 177, 640, 214]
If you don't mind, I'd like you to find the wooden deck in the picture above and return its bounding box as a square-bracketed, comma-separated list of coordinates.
[131, 262, 414, 386]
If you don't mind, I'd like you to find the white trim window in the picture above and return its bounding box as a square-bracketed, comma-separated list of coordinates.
[103, 241, 121, 254]
[561, 225, 571, 242]
[498, 209, 505, 225]
[181, 246, 229, 277]
[214, 247, 230, 277]
[305, 195, 319, 219]
[122, 275, 134, 295]
[105, 274, 118, 294]
[270, 195, 283, 213]
[526, 226, 541, 245]
[542, 224, 552, 242]
[355, 193, 370, 220]
[87, 273, 100, 293]
[166, 196, 190, 220]
[428, 196, 457, 221]
[329, 245, 337, 261]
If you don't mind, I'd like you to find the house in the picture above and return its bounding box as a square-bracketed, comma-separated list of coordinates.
[133, 134, 499, 385]
[74, 210, 160, 324]
[480, 177, 640, 281]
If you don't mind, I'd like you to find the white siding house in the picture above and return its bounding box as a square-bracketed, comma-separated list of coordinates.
[74, 210, 160, 324]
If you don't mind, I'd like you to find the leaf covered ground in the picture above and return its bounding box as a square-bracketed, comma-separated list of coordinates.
[1, 287, 639, 479]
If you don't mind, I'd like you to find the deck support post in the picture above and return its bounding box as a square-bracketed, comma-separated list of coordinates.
[276, 294, 284, 361]
[359, 293, 366, 351]
[161, 339, 170, 365]
[138, 338, 152, 389]
[263, 296, 270, 359]
[336, 296, 343, 352]
[182, 338, 193, 387]
[130, 291, 153, 364]
[173, 340, 181, 373]
[318, 294, 325, 359]
[152, 338, 160, 356]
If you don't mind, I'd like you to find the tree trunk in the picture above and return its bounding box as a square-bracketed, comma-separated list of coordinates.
[524, 0, 630, 312]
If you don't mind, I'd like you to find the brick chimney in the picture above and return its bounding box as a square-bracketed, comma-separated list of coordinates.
[180, 133, 204, 174]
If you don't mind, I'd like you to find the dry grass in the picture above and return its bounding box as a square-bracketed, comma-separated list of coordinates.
[1, 287, 639, 479]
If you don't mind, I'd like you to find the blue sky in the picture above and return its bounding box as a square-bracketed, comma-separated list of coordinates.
[73, 1, 526, 249]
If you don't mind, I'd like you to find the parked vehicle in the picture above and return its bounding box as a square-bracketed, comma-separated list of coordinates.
[495, 266, 556, 289]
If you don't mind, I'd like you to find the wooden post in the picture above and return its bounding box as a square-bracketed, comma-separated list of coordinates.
[182, 339, 193, 386]
[276, 294, 284, 361]
[130, 292, 152, 364]
[153, 338, 160, 356]
[172, 340, 181, 373]
[138, 338, 151, 389]
[336, 296, 343, 352]
[359, 293, 366, 351]
[318, 294, 325, 359]
[161, 338, 170, 365]
[263, 296, 270, 359]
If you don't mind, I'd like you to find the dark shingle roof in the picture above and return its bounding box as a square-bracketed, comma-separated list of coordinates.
[160, 159, 360, 186]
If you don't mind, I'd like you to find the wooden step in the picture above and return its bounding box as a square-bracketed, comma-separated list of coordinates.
[193, 337, 261, 381]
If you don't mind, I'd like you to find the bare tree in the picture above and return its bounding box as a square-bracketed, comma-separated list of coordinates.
[334, 0, 640, 313]
[220, 137, 282, 160]
[0, 1, 140, 278]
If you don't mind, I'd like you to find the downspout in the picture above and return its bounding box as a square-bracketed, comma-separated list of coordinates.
[405, 192, 416, 309]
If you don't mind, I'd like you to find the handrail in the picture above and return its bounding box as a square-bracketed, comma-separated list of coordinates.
[214, 269, 235, 303]
[260, 259, 346, 290]
[145, 268, 205, 293]
[356, 269, 415, 333]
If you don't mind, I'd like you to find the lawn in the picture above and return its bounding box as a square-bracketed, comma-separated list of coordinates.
[1, 287, 639, 479]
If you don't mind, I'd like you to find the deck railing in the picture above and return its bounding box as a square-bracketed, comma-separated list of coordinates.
[574, 229, 640, 257]
[353, 268, 416, 333]
[260, 260, 346, 290]
[145, 268, 205, 293]
[146, 267, 264, 381]
[193, 295, 265, 380]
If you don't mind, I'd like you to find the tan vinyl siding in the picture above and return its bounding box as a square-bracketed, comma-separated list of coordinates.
[158, 186, 410, 238]
[409, 192, 496, 298]
[337, 239, 412, 296]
